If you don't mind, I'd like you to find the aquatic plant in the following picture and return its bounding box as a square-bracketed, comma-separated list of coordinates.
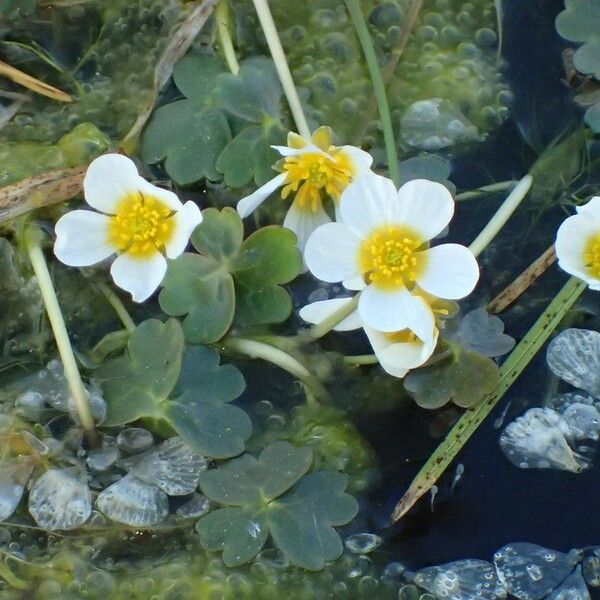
[54, 154, 202, 302]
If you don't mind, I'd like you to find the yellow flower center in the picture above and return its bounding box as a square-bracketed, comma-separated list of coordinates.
[107, 192, 175, 258]
[358, 225, 428, 290]
[280, 150, 354, 213]
[583, 232, 600, 279]
[385, 329, 418, 344]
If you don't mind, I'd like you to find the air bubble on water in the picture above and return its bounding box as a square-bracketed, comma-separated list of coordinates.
[28, 468, 91, 531]
[345, 532, 384, 554]
[128, 436, 207, 496]
[494, 543, 579, 600]
[414, 560, 506, 600]
[96, 475, 168, 527]
[499, 408, 588, 472]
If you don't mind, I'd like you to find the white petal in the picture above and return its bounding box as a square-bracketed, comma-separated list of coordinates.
[365, 324, 439, 378]
[110, 252, 167, 303]
[358, 285, 433, 333]
[138, 179, 183, 212]
[304, 222, 361, 283]
[83, 154, 142, 214]
[343, 275, 367, 291]
[237, 173, 287, 218]
[556, 213, 600, 284]
[164, 201, 203, 259]
[54, 210, 114, 266]
[283, 198, 331, 254]
[416, 244, 479, 300]
[339, 172, 398, 237]
[391, 179, 455, 241]
[299, 298, 362, 331]
[338, 145, 373, 176]
[576, 196, 600, 217]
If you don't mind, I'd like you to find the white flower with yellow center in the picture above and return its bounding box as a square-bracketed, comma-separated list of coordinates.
[300, 296, 439, 378]
[54, 154, 202, 302]
[236, 126, 373, 251]
[304, 173, 479, 332]
[556, 196, 600, 290]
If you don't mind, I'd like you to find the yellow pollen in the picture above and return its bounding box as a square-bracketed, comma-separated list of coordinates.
[280, 150, 354, 213]
[385, 329, 418, 344]
[107, 192, 175, 259]
[583, 232, 600, 279]
[358, 225, 428, 290]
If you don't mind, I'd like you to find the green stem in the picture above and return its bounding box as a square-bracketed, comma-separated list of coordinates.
[468, 174, 533, 258]
[391, 275, 587, 523]
[343, 354, 379, 365]
[26, 230, 96, 435]
[455, 180, 518, 202]
[344, 0, 399, 186]
[216, 0, 240, 74]
[221, 336, 327, 398]
[306, 295, 360, 341]
[251, 0, 311, 139]
[98, 283, 135, 333]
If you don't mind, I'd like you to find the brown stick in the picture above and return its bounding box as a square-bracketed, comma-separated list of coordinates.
[0, 165, 87, 224]
[486, 245, 557, 314]
[0, 60, 73, 103]
[351, 0, 424, 146]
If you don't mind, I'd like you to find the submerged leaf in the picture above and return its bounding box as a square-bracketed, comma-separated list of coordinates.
[404, 343, 499, 408]
[197, 442, 358, 569]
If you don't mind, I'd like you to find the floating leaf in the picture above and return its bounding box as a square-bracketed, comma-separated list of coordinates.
[95, 319, 184, 426]
[160, 209, 302, 338]
[165, 345, 250, 458]
[404, 342, 499, 408]
[397, 155, 456, 194]
[446, 308, 515, 358]
[197, 442, 358, 569]
[96, 321, 248, 458]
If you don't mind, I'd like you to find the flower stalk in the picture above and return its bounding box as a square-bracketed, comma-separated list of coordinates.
[251, 0, 311, 139]
[468, 174, 533, 257]
[391, 275, 587, 523]
[26, 228, 96, 435]
[216, 0, 240, 75]
[97, 283, 136, 333]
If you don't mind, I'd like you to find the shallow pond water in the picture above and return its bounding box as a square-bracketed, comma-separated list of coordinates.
[1, 0, 600, 598]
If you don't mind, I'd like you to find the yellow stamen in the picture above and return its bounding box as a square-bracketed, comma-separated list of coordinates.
[359, 225, 428, 290]
[385, 329, 418, 344]
[583, 232, 600, 279]
[107, 192, 175, 259]
[281, 150, 353, 212]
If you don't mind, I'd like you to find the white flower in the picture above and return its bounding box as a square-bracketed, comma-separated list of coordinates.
[556, 196, 600, 290]
[304, 173, 480, 332]
[300, 297, 439, 378]
[54, 154, 202, 303]
[236, 126, 373, 251]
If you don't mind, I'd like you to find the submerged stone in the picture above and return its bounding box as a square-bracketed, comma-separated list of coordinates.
[413, 559, 506, 600]
[400, 98, 481, 150]
[175, 493, 210, 518]
[86, 437, 120, 472]
[116, 428, 154, 454]
[0, 460, 32, 522]
[546, 329, 600, 398]
[582, 556, 600, 587]
[128, 436, 207, 496]
[345, 533, 384, 554]
[28, 468, 91, 530]
[546, 567, 590, 600]
[96, 475, 168, 527]
[499, 408, 587, 472]
[493, 543, 580, 600]
[560, 403, 600, 441]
